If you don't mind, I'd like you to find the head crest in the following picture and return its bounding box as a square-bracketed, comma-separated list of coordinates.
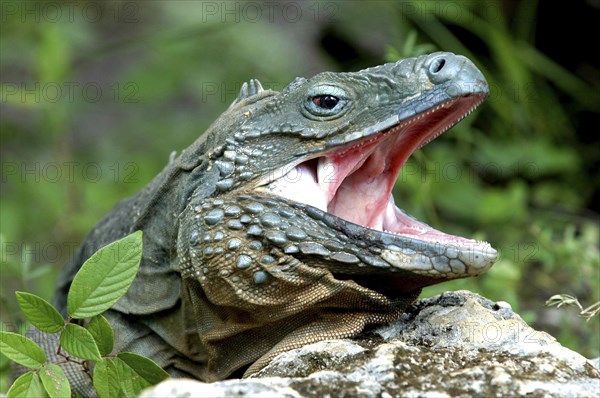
[228, 79, 264, 110]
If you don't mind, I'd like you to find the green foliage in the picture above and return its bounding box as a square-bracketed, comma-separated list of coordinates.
[87, 315, 115, 356]
[6, 371, 45, 398]
[67, 231, 143, 319]
[39, 364, 70, 398]
[60, 324, 102, 362]
[93, 358, 120, 398]
[0, 332, 46, 369]
[0, 232, 168, 396]
[115, 353, 171, 393]
[15, 292, 64, 333]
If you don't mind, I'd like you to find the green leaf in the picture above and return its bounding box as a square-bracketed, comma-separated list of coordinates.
[67, 231, 143, 319]
[0, 332, 46, 369]
[93, 358, 121, 398]
[60, 324, 102, 362]
[112, 358, 141, 397]
[117, 352, 169, 385]
[87, 315, 114, 356]
[15, 292, 65, 333]
[39, 364, 71, 398]
[114, 353, 169, 396]
[7, 371, 46, 398]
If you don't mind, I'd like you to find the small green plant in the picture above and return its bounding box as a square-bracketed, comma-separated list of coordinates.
[546, 294, 600, 322]
[0, 231, 169, 397]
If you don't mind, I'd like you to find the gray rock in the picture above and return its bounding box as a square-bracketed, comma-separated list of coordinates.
[141, 291, 600, 398]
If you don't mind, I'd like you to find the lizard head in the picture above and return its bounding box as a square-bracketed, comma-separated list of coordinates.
[179, 52, 497, 378]
[200, 52, 496, 289]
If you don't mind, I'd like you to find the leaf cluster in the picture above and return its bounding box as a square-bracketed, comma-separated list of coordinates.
[0, 232, 169, 397]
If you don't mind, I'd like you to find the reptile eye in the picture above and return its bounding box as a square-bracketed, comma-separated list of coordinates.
[312, 95, 339, 109]
[303, 84, 350, 119]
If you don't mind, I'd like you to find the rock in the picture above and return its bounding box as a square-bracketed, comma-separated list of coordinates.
[141, 291, 600, 398]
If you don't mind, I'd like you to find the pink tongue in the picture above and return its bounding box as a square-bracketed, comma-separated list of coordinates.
[317, 138, 398, 229]
[317, 155, 368, 203]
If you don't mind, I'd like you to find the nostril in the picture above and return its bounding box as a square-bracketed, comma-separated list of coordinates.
[429, 57, 446, 74]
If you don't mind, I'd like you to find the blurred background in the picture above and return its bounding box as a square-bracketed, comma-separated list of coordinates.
[1, 0, 598, 389]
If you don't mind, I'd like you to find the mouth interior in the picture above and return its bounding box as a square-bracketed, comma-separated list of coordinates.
[264, 94, 486, 245]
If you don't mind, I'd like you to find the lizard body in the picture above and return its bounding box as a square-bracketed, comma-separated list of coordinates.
[47, 52, 496, 390]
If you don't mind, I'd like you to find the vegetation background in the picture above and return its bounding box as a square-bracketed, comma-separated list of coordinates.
[1, 0, 598, 391]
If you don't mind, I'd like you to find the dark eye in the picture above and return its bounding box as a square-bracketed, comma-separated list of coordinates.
[303, 84, 350, 119]
[312, 95, 339, 109]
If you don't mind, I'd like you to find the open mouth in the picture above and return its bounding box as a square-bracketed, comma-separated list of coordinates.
[260, 94, 489, 250]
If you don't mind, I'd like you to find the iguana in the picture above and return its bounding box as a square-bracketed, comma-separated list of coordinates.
[34, 52, 497, 393]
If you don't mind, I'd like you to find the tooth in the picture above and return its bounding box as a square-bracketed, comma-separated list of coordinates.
[317, 157, 343, 203]
[278, 163, 326, 211]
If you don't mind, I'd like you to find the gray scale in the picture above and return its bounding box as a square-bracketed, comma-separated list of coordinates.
[228, 239, 242, 250]
[305, 206, 324, 220]
[249, 241, 263, 250]
[247, 225, 263, 236]
[204, 209, 225, 225]
[285, 226, 307, 241]
[260, 212, 282, 228]
[235, 154, 249, 164]
[449, 259, 465, 274]
[224, 205, 242, 217]
[278, 208, 295, 218]
[223, 150, 236, 161]
[236, 255, 252, 269]
[216, 179, 234, 190]
[227, 220, 244, 230]
[253, 271, 269, 284]
[265, 230, 289, 246]
[330, 252, 360, 264]
[215, 160, 234, 176]
[245, 202, 265, 214]
[323, 240, 344, 251]
[358, 254, 390, 268]
[431, 256, 451, 273]
[262, 199, 279, 207]
[260, 256, 275, 264]
[284, 245, 299, 254]
[369, 246, 382, 254]
[298, 242, 331, 256]
[189, 231, 199, 245]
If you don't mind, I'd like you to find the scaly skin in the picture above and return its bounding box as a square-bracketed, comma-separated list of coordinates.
[46, 52, 496, 392]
